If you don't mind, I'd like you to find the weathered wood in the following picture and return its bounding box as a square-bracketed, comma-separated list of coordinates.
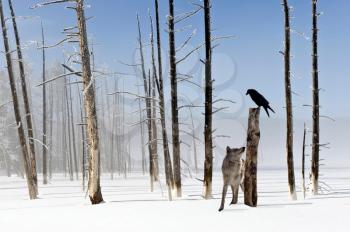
[168, 0, 182, 197]
[244, 108, 260, 207]
[311, 0, 320, 195]
[0, 0, 37, 199]
[155, 0, 174, 200]
[41, 21, 48, 185]
[203, 0, 213, 200]
[76, 0, 103, 204]
[282, 0, 297, 200]
[8, 0, 38, 193]
[149, 12, 159, 181]
[302, 123, 306, 199]
[136, 14, 157, 190]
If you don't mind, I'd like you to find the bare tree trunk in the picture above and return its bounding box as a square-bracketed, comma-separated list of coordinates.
[168, 0, 182, 197]
[41, 21, 48, 185]
[189, 108, 198, 174]
[311, 0, 320, 196]
[48, 83, 54, 179]
[137, 14, 157, 191]
[136, 78, 146, 175]
[0, 0, 37, 199]
[203, 0, 213, 199]
[244, 108, 260, 207]
[76, 0, 103, 204]
[302, 123, 306, 199]
[68, 77, 79, 180]
[8, 0, 38, 193]
[149, 13, 159, 180]
[282, 0, 297, 200]
[154, 0, 174, 200]
[64, 76, 74, 181]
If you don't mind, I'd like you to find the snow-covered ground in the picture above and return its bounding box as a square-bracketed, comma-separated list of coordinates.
[0, 168, 349, 232]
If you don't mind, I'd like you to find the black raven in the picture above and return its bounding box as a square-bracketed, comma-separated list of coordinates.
[246, 89, 275, 117]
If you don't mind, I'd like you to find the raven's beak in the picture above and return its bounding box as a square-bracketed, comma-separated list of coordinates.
[245, 91, 248, 95]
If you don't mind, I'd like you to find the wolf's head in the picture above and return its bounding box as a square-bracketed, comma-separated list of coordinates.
[226, 146, 245, 162]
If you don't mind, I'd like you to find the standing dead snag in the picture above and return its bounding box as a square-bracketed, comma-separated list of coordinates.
[282, 0, 297, 200]
[244, 108, 260, 207]
[8, 0, 38, 192]
[41, 21, 48, 184]
[302, 123, 306, 199]
[136, 14, 158, 191]
[155, 0, 174, 200]
[0, 0, 37, 199]
[203, 0, 213, 200]
[168, 0, 182, 197]
[149, 12, 159, 180]
[311, 0, 320, 195]
[76, 0, 103, 204]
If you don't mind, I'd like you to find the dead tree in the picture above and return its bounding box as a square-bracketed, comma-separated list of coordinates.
[48, 83, 54, 179]
[8, 0, 38, 192]
[168, 0, 182, 197]
[76, 0, 103, 204]
[155, 0, 174, 199]
[0, 0, 37, 199]
[311, 0, 320, 195]
[302, 123, 306, 199]
[203, 0, 213, 199]
[68, 75, 78, 180]
[149, 12, 159, 180]
[41, 21, 48, 184]
[137, 14, 158, 191]
[244, 108, 260, 207]
[64, 76, 74, 181]
[282, 0, 297, 200]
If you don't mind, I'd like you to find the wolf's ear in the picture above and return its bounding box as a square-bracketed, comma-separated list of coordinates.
[226, 146, 230, 152]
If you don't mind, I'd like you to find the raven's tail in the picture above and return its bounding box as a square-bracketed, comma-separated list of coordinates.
[263, 106, 270, 117]
[268, 105, 275, 114]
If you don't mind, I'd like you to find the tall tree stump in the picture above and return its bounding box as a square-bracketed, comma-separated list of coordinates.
[244, 108, 260, 207]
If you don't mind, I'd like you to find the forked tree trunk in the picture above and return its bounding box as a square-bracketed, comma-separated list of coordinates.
[155, 0, 174, 200]
[8, 0, 38, 192]
[203, 0, 213, 199]
[244, 108, 260, 207]
[0, 0, 37, 199]
[137, 14, 157, 191]
[282, 0, 297, 200]
[311, 0, 320, 195]
[302, 123, 306, 199]
[76, 0, 103, 204]
[41, 21, 48, 185]
[168, 0, 182, 197]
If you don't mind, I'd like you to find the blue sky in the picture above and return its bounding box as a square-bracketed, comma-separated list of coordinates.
[2, 0, 350, 120]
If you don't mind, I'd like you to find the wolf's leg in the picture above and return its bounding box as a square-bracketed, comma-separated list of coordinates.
[230, 185, 239, 204]
[218, 184, 228, 211]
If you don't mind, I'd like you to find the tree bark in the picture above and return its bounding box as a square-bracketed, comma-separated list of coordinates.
[311, 0, 320, 195]
[155, 0, 174, 200]
[149, 13, 159, 180]
[8, 0, 38, 192]
[244, 108, 260, 207]
[137, 14, 157, 191]
[302, 123, 306, 199]
[76, 0, 103, 204]
[41, 21, 48, 185]
[0, 0, 37, 199]
[168, 0, 182, 197]
[282, 0, 297, 200]
[203, 0, 213, 199]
